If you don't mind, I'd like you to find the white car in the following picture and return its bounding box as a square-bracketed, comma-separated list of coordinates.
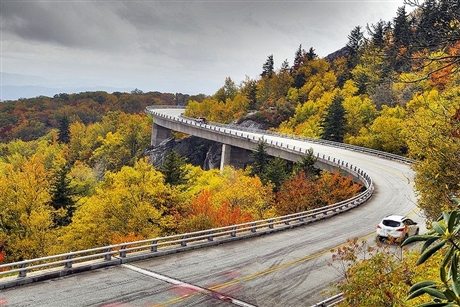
[376, 215, 419, 243]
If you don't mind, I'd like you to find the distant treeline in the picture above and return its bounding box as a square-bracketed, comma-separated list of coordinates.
[0, 90, 206, 142]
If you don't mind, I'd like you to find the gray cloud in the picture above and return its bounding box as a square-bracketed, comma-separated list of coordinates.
[1, 0, 407, 99]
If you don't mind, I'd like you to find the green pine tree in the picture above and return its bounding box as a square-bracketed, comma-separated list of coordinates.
[250, 140, 270, 178]
[294, 148, 320, 177]
[51, 165, 74, 226]
[261, 55, 274, 78]
[346, 26, 364, 69]
[58, 116, 70, 143]
[264, 157, 289, 191]
[322, 95, 346, 142]
[160, 151, 188, 185]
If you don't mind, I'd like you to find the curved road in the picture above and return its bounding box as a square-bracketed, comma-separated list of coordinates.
[2, 108, 418, 306]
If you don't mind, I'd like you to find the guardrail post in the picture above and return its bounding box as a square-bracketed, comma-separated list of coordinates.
[268, 219, 274, 229]
[64, 255, 73, 269]
[208, 231, 214, 241]
[151, 240, 158, 252]
[284, 218, 290, 225]
[231, 227, 237, 237]
[18, 263, 27, 278]
[251, 223, 257, 233]
[120, 245, 127, 258]
[181, 236, 187, 247]
[104, 248, 112, 261]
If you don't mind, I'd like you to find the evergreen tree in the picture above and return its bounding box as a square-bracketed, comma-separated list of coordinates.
[281, 59, 290, 73]
[415, 0, 439, 48]
[264, 157, 289, 191]
[160, 151, 187, 185]
[306, 47, 317, 61]
[250, 140, 270, 178]
[58, 116, 70, 143]
[292, 45, 307, 89]
[393, 6, 412, 48]
[294, 148, 320, 177]
[223, 77, 238, 100]
[322, 95, 346, 142]
[292, 44, 306, 71]
[214, 77, 238, 102]
[391, 6, 413, 71]
[51, 165, 74, 226]
[346, 26, 364, 68]
[241, 78, 258, 110]
[367, 20, 386, 49]
[261, 55, 274, 78]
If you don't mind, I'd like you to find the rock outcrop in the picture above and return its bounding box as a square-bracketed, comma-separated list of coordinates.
[148, 136, 222, 170]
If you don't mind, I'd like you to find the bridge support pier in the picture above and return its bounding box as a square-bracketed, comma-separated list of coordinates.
[220, 144, 231, 171]
[219, 144, 253, 172]
[151, 123, 172, 146]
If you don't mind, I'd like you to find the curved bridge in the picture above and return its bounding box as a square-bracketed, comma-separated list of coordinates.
[0, 107, 417, 306]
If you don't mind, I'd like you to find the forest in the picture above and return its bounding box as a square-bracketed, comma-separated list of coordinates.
[0, 0, 459, 305]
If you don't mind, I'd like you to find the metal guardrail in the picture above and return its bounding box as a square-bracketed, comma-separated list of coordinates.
[177, 113, 413, 164]
[0, 187, 373, 288]
[311, 293, 344, 306]
[146, 105, 413, 164]
[0, 107, 375, 289]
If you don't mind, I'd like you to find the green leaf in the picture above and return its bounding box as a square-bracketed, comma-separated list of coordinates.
[409, 281, 437, 293]
[451, 252, 460, 296]
[418, 302, 450, 307]
[450, 252, 458, 280]
[447, 211, 457, 233]
[453, 278, 460, 298]
[408, 285, 447, 301]
[443, 212, 451, 226]
[444, 289, 457, 301]
[422, 237, 441, 253]
[408, 286, 435, 300]
[417, 241, 447, 265]
[441, 266, 447, 284]
[433, 221, 447, 236]
[442, 246, 455, 269]
[423, 287, 447, 299]
[401, 234, 437, 247]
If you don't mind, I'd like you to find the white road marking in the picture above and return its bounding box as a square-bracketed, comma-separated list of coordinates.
[122, 264, 256, 307]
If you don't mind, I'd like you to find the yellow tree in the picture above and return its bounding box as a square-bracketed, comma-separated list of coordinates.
[403, 87, 460, 220]
[0, 154, 60, 262]
[59, 159, 178, 251]
[348, 105, 407, 154]
[341, 81, 378, 140]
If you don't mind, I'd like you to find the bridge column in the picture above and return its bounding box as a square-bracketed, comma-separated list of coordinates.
[151, 123, 172, 146]
[220, 144, 231, 171]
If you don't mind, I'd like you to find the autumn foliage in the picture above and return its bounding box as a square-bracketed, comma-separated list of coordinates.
[276, 171, 362, 215]
[179, 190, 253, 232]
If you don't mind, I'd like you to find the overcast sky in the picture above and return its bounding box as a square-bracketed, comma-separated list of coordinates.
[1, 0, 407, 100]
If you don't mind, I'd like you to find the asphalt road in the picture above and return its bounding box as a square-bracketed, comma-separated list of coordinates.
[1, 108, 419, 306]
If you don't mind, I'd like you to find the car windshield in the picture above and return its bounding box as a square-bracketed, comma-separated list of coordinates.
[382, 219, 401, 227]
